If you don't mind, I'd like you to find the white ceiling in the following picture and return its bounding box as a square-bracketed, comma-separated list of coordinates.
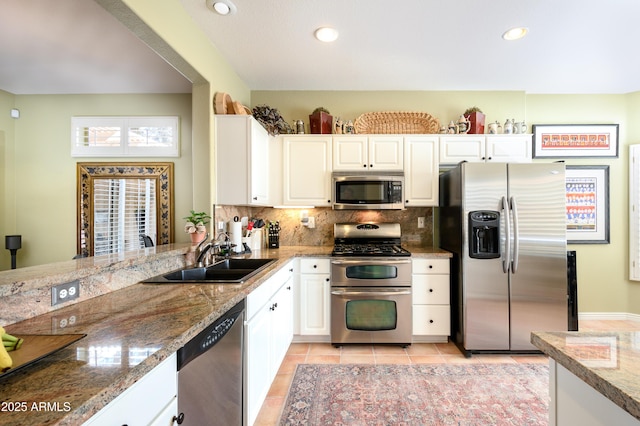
[2, 0, 640, 95]
[0, 0, 192, 95]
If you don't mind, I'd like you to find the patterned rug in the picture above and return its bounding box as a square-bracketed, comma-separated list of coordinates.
[279, 363, 549, 425]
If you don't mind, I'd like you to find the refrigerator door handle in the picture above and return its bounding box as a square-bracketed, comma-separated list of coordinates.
[501, 196, 511, 273]
[510, 196, 519, 273]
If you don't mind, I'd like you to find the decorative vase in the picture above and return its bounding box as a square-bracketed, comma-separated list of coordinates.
[466, 111, 486, 134]
[309, 111, 333, 134]
[190, 231, 206, 244]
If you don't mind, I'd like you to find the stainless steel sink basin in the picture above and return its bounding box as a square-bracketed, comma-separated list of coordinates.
[142, 258, 276, 284]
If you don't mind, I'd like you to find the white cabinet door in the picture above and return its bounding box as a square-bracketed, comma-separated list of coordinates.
[368, 136, 404, 170]
[271, 279, 294, 377]
[440, 134, 532, 164]
[282, 136, 332, 206]
[333, 135, 403, 171]
[215, 115, 271, 206]
[83, 353, 177, 426]
[249, 118, 270, 203]
[486, 135, 532, 163]
[245, 303, 272, 426]
[298, 258, 331, 336]
[333, 136, 368, 171]
[404, 136, 439, 206]
[299, 273, 331, 335]
[439, 135, 486, 164]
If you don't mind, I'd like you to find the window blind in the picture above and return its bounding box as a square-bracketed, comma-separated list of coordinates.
[93, 178, 156, 256]
[71, 116, 179, 157]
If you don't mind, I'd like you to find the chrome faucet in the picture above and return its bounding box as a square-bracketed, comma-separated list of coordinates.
[211, 232, 231, 256]
[196, 232, 231, 267]
[195, 233, 211, 267]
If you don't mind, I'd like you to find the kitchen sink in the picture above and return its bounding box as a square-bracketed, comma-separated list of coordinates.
[142, 258, 276, 284]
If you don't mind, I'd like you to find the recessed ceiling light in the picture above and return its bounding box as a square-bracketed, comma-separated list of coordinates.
[314, 27, 339, 42]
[502, 27, 528, 41]
[207, 0, 237, 15]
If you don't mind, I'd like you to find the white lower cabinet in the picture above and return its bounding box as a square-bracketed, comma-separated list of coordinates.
[297, 258, 331, 337]
[551, 360, 640, 425]
[245, 261, 294, 426]
[412, 258, 451, 341]
[83, 352, 177, 426]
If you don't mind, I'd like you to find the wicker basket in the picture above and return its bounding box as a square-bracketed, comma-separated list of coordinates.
[354, 111, 440, 134]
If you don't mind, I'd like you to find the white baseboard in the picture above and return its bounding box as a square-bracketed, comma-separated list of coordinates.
[579, 312, 640, 322]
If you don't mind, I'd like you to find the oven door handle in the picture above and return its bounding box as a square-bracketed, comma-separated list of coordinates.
[330, 259, 411, 265]
[331, 289, 412, 296]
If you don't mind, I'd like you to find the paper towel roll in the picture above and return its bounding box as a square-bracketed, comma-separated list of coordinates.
[230, 221, 243, 253]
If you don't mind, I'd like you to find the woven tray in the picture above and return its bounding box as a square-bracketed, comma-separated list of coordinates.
[354, 111, 440, 134]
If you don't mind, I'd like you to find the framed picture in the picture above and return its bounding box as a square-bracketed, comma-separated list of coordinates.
[533, 124, 619, 158]
[566, 165, 610, 244]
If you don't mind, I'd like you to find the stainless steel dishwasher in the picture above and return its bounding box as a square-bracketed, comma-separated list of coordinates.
[176, 299, 245, 425]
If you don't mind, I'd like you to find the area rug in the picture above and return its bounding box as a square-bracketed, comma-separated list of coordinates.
[279, 363, 548, 425]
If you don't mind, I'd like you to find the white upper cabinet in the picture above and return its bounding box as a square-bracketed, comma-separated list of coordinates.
[333, 135, 403, 171]
[215, 115, 271, 206]
[282, 136, 332, 206]
[485, 135, 532, 163]
[440, 134, 532, 164]
[404, 136, 439, 206]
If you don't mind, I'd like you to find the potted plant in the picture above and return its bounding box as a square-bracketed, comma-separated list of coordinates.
[184, 210, 211, 244]
[309, 107, 333, 134]
[464, 107, 486, 134]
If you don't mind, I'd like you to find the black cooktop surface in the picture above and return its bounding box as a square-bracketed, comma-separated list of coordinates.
[331, 243, 411, 257]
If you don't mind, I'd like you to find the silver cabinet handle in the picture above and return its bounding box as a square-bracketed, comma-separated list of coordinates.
[331, 289, 411, 297]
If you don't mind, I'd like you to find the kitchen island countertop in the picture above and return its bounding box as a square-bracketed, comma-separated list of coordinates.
[532, 330, 640, 423]
[0, 245, 450, 425]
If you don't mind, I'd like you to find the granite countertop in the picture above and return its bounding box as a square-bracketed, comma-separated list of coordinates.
[532, 331, 640, 422]
[0, 245, 450, 425]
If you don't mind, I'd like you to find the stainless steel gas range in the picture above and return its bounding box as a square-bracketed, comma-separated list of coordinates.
[330, 223, 412, 347]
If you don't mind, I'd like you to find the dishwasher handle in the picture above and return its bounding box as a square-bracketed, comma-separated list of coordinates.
[177, 298, 245, 371]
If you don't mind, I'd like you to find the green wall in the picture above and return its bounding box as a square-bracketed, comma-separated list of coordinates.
[1, 94, 193, 268]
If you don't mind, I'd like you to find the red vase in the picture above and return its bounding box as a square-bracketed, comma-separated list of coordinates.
[466, 112, 486, 134]
[309, 111, 333, 134]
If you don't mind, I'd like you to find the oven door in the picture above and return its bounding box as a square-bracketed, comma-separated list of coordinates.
[330, 287, 412, 345]
[331, 258, 412, 287]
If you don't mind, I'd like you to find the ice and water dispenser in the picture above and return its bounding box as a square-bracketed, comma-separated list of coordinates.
[468, 211, 500, 259]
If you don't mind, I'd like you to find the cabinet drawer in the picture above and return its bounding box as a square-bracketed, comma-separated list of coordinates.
[413, 305, 451, 336]
[412, 258, 449, 274]
[412, 275, 450, 305]
[299, 258, 330, 274]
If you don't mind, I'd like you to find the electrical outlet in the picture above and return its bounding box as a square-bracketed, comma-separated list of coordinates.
[307, 217, 316, 228]
[52, 312, 79, 333]
[418, 217, 426, 228]
[51, 280, 80, 306]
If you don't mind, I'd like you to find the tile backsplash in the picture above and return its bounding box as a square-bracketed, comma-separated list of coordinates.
[214, 205, 434, 248]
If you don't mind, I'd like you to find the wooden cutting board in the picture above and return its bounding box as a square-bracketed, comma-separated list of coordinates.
[1, 334, 86, 378]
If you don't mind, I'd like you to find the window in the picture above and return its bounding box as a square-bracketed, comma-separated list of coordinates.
[93, 178, 157, 256]
[71, 116, 179, 157]
[630, 145, 640, 280]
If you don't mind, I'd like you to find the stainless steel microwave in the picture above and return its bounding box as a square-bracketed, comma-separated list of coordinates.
[332, 172, 404, 210]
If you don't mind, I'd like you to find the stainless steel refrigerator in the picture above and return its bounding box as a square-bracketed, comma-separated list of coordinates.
[439, 162, 568, 356]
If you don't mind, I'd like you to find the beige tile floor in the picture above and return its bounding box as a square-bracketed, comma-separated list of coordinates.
[254, 319, 640, 426]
